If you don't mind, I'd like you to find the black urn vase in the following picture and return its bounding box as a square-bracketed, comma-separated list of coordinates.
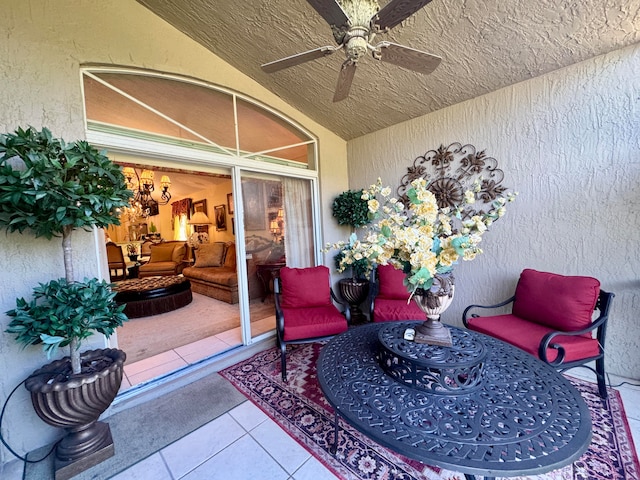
[338, 277, 370, 324]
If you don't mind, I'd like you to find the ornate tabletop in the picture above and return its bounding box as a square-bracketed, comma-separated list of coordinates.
[317, 322, 592, 480]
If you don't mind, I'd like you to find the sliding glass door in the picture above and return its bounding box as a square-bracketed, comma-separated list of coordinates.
[238, 172, 315, 341]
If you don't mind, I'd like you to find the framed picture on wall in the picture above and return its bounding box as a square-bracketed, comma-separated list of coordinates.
[227, 193, 234, 215]
[243, 181, 266, 230]
[214, 204, 227, 231]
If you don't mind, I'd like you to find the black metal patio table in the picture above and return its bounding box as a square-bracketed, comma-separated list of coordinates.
[317, 322, 592, 480]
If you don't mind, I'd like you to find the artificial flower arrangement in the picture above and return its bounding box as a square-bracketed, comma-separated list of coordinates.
[127, 243, 138, 257]
[325, 177, 517, 295]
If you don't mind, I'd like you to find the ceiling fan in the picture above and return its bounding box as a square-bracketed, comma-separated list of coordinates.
[261, 0, 441, 102]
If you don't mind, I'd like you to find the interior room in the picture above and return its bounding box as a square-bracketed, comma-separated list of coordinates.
[1, 1, 638, 479]
[104, 163, 285, 385]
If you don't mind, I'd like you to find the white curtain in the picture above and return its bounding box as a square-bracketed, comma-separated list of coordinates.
[173, 215, 188, 241]
[283, 177, 314, 268]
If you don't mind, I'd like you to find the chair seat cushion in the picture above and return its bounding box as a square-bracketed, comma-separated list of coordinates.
[512, 269, 600, 336]
[466, 314, 601, 363]
[182, 266, 238, 286]
[139, 261, 178, 273]
[373, 298, 425, 322]
[281, 305, 348, 341]
[149, 244, 176, 262]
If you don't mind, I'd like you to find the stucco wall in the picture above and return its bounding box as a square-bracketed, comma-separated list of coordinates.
[347, 43, 640, 380]
[0, 0, 348, 463]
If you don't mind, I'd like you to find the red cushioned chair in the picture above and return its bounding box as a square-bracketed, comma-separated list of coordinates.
[369, 264, 426, 322]
[463, 269, 614, 398]
[274, 266, 349, 381]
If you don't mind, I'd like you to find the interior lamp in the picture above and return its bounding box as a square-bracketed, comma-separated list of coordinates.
[188, 211, 212, 226]
[188, 211, 212, 247]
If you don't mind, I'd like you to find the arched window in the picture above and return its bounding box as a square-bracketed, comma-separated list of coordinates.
[82, 69, 317, 169]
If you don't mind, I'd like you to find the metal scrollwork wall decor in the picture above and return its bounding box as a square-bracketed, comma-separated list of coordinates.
[397, 143, 508, 220]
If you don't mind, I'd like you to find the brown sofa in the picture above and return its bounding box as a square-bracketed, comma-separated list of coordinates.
[138, 241, 189, 278]
[183, 242, 238, 304]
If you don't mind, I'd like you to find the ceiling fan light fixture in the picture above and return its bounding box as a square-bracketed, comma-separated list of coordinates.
[261, 0, 440, 102]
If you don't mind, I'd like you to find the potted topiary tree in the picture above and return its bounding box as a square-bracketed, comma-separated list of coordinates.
[329, 189, 374, 323]
[0, 126, 132, 478]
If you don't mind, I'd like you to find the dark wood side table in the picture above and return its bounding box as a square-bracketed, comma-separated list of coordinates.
[317, 322, 592, 480]
[255, 262, 285, 302]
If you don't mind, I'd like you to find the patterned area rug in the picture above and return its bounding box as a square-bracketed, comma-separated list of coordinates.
[220, 343, 639, 480]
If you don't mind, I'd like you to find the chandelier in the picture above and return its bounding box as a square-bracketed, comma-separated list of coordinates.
[121, 167, 171, 218]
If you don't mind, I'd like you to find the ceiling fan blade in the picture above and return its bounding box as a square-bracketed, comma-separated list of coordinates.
[333, 62, 356, 102]
[374, 0, 434, 31]
[262, 46, 339, 73]
[376, 41, 441, 75]
[306, 0, 350, 28]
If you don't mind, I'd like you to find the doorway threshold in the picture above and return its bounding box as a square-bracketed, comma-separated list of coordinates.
[108, 335, 274, 416]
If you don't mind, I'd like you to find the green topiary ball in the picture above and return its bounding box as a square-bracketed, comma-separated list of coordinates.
[332, 190, 370, 228]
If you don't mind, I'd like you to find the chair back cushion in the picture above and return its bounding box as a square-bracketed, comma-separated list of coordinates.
[280, 266, 332, 308]
[512, 269, 600, 334]
[372, 298, 425, 322]
[149, 243, 175, 263]
[195, 242, 226, 267]
[377, 264, 410, 299]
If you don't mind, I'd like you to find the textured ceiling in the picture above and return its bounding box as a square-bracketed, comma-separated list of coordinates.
[137, 0, 640, 140]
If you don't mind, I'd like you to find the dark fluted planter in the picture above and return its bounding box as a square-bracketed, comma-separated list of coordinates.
[25, 348, 126, 480]
[339, 278, 370, 324]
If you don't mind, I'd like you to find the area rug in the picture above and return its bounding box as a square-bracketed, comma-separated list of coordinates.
[220, 343, 640, 480]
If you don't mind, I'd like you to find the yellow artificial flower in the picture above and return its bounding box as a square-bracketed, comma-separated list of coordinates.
[326, 176, 515, 293]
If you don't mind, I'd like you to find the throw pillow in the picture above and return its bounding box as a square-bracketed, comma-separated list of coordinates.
[149, 244, 175, 263]
[172, 243, 186, 263]
[195, 242, 226, 268]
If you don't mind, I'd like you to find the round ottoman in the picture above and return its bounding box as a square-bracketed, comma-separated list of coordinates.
[113, 276, 192, 318]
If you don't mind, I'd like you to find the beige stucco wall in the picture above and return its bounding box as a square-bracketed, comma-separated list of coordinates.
[347, 43, 640, 380]
[0, 0, 348, 462]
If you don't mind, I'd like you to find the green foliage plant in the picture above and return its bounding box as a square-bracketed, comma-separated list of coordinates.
[331, 189, 370, 228]
[6, 278, 127, 360]
[0, 126, 132, 374]
[329, 189, 374, 279]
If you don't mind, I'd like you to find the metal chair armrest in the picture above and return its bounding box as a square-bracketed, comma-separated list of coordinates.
[462, 296, 515, 327]
[274, 277, 285, 342]
[368, 266, 380, 322]
[539, 314, 608, 365]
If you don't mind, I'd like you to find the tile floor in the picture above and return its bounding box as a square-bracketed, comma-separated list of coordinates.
[120, 316, 276, 389]
[2, 339, 638, 480]
[111, 369, 640, 480]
